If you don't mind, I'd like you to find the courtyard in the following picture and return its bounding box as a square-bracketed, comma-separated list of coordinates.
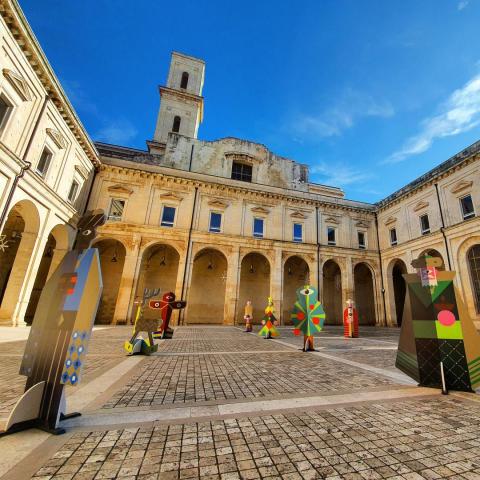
[1, 326, 479, 479]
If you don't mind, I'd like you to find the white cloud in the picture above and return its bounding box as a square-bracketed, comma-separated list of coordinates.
[310, 162, 374, 187]
[95, 119, 138, 145]
[292, 90, 394, 140]
[61, 79, 99, 116]
[384, 73, 480, 164]
[458, 0, 469, 10]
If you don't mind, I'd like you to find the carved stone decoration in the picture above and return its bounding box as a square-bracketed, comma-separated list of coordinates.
[2, 68, 31, 101]
[208, 199, 229, 209]
[75, 164, 88, 179]
[224, 152, 260, 165]
[413, 201, 429, 212]
[451, 180, 473, 194]
[325, 216, 341, 225]
[251, 206, 270, 216]
[355, 220, 370, 228]
[384, 216, 397, 226]
[160, 192, 184, 202]
[290, 210, 308, 220]
[107, 184, 134, 196]
[46, 128, 67, 149]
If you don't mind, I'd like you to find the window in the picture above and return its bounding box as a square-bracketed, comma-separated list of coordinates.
[68, 180, 79, 203]
[108, 199, 125, 221]
[231, 162, 252, 182]
[161, 206, 176, 227]
[209, 212, 222, 233]
[172, 116, 181, 133]
[293, 223, 303, 242]
[253, 218, 264, 238]
[327, 227, 336, 246]
[390, 228, 398, 246]
[358, 231, 366, 249]
[180, 71, 189, 89]
[460, 194, 475, 220]
[0, 94, 13, 132]
[420, 214, 430, 235]
[36, 147, 52, 177]
[468, 245, 480, 313]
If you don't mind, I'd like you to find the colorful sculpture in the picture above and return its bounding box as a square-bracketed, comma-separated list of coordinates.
[396, 255, 480, 392]
[124, 288, 161, 355]
[1, 210, 105, 435]
[291, 285, 326, 351]
[343, 299, 359, 338]
[151, 291, 186, 339]
[244, 300, 253, 332]
[258, 296, 279, 339]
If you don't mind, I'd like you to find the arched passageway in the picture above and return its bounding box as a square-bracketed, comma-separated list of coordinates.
[390, 259, 407, 326]
[237, 252, 271, 324]
[419, 249, 445, 270]
[467, 244, 480, 314]
[188, 248, 227, 324]
[322, 260, 342, 325]
[353, 263, 376, 325]
[95, 239, 127, 324]
[0, 200, 40, 322]
[283, 256, 309, 324]
[136, 243, 180, 322]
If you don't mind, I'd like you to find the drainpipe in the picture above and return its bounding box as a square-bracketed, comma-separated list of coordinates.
[434, 183, 452, 270]
[178, 186, 198, 325]
[188, 143, 194, 171]
[315, 206, 320, 293]
[374, 211, 388, 326]
[0, 95, 50, 231]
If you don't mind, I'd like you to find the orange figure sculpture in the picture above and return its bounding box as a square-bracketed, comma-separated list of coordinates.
[244, 300, 253, 332]
[343, 299, 359, 338]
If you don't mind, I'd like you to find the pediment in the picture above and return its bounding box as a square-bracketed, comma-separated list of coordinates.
[208, 199, 229, 209]
[290, 210, 308, 220]
[325, 216, 341, 225]
[75, 164, 88, 179]
[107, 184, 134, 195]
[46, 128, 67, 149]
[413, 201, 429, 212]
[224, 152, 260, 164]
[355, 220, 370, 228]
[160, 192, 183, 202]
[384, 216, 397, 226]
[3, 68, 31, 101]
[451, 180, 473, 194]
[251, 206, 270, 215]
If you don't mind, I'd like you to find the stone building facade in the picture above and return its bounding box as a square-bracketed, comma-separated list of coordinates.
[1, 2, 479, 329]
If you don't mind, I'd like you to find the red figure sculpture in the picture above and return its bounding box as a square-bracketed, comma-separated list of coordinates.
[150, 291, 186, 339]
[343, 299, 359, 338]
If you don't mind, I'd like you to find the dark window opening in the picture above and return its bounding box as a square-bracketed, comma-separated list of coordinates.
[293, 223, 303, 242]
[253, 218, 264, 238]
[327, 227, 336, 246]
[231, 162, 252, 182]
[358, 231, 366, 249]
[172, 116, 181, 133]
[420, 214, 430, 235]
[460, 195, 475, 220]
[209, 212, 222, 233]
[161, 206, 176, 227]
[0, 95, 13, 131]
[180, 71, 189, 89]
[390, 228, 398, 246]
[36, 148, 52, 177]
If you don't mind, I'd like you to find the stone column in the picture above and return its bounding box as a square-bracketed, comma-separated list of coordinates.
[224, 246, 240, 325]
[344, 257, 354, 309]
[112, 237, 140, 325]
[271, 248, 283, 324]
[171, 249, 187, 327]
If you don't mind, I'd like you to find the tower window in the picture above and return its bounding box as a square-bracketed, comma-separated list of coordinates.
[231, 162, 252, 182]
[180, 71, 189, 89]
[172, 116, 181, 133]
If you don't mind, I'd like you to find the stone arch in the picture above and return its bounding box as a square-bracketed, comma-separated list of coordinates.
[94, 238, 127, 324]
[0, 200, 41, 321]
[387, 258, 407, 327]
[353, 262, 376, 325]
[457, 235, 480, 319]
[322, 259, 342, 325]
[283, 255, 310, 324]
[135, 242, 181, 322]
[238, 251, 271, 324]
[418, 248, 445, 270]
[188, 247, 228, 324]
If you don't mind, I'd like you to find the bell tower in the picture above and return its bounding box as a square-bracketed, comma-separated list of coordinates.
[149, 52, 205, 153]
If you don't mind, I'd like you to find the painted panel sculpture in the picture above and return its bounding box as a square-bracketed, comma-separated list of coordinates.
[343, 299, 359, 338]
[396, 255, 480, 392]
[1, 210, 105, 435]
[152, 291, 186, 339]
[258, 296, 279, 339]
[244, 300, 253, 332]
[292, 285, 326, 351]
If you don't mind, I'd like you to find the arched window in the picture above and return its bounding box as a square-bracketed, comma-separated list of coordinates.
[180, 72, 189, 89]
[172, 116, 181, 133]
[468, 245, 480, 313]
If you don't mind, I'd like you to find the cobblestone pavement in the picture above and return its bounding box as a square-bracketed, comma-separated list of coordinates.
[32, 396, 480, 480]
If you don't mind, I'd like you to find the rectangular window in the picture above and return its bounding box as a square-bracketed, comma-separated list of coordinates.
[0, 94, 13, 132]
[358, 231, 366, 249]
[460, 194, 475, 220]
[209, 212, 222, 233]
[231, 162, 252, 182]
[68, 180, 79, 203]
[161, 206, 176, 227]
[420, 214, 430, 235]
[253, 217, 264, 238]
[327, 227, 336, 246]
[36, 148, 52, 177]
[390, 227, 398, 246]
[108, 199, 125, 221]
[293, 223, 303, 242]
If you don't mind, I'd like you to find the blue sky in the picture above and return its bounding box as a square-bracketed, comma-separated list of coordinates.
[21, 0, 480, 203]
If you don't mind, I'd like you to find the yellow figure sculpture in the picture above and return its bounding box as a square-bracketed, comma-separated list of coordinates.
[258, 296, 279, 339]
